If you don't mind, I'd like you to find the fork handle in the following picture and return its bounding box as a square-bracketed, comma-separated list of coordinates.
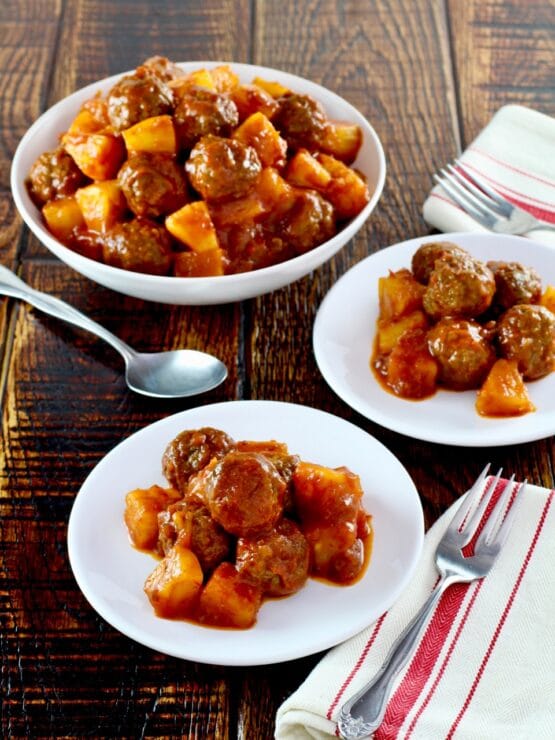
[338, 572, 461, 739]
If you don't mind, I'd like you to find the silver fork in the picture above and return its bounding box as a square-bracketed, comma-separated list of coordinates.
[338, 464, 525, 740]
[434, 160, 555, 234]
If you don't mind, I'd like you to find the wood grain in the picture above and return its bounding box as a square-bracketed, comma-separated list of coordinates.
[1, 1, 554, 738]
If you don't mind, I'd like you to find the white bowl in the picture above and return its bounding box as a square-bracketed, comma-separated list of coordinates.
[11, 62, 386, 305]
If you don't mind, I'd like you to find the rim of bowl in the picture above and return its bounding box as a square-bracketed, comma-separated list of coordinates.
[11, 61, 386, 295]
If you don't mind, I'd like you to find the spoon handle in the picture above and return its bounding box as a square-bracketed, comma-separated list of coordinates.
[0, 265, 133, 360]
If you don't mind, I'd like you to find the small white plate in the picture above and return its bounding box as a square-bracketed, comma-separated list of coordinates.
[67, 400, 423, 666]
[313, 232, 555, 447]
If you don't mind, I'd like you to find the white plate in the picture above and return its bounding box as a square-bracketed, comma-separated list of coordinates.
[11, 62, 385, 305]
[67, 400, 423, 666]
[313, 232, 555, 447]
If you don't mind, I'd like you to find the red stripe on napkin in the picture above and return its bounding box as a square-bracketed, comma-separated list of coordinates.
[447, 489, 555, 737]
[469, 146, 555, 190]
[327, 612, 388, 723]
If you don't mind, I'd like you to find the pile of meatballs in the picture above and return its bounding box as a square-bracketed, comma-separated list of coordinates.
[373, 241, 555, 410]
[124, 427, 371, 629]
[26, 56, 368, 277]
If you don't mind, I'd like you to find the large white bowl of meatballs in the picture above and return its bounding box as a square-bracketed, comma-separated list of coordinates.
[11, 58, 385, 304]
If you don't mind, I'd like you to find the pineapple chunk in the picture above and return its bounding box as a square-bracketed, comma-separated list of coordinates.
[67, 108, 105, 135]
[121, 115, 177, 156]
[42, 196, 85, 241]
[540, 285, 555, 314]
[315, 153, 370, 220]
[232, 112, 287, 168]
[251, 76, 290, 98]
[75, 181, 127, 231]
[124, 485, 181, 551]
[320, 121, 363, 164]
[377, 310, 429, 355]
[61, 131, 125, 180]
[210, 65, 240, 93]
[197, 562, 262, 629]
[230, 84, 279, 121]
[378, 269, 425, 322]
[285, 149, 332, 190]
[386, 328, 439, 399]
[476, 359, 536, 417]
[165, 201, 220, 253]
[144, 543, 204, 619]
[173, 248, 225, 277]
[256, 167, 295, 210]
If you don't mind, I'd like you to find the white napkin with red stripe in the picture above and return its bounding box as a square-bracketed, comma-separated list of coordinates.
[275, 480, 555, 739]
[422, 104, 555, 247]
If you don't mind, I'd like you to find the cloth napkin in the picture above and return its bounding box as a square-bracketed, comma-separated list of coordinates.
[422, 104, 555, 247]
[275, 479, 555, 740]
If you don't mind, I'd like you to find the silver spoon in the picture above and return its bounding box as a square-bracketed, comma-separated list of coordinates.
[0, 264, 227, 398]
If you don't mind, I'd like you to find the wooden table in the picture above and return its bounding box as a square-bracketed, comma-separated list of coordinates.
[1, 1, 554, 737]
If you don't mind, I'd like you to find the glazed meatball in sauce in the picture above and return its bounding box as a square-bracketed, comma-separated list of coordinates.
[273, 93, 328, 151]
[186, 135, 262, 201]
[236, 518, 310, 596]
[162, 427, 236, 495]
[27, 147, 87, 206]
[101, 218, 173, 275]
[487, 261, 542, 310]
[428, 318, 496, 390]
[411, 241, 470, 284]
[497, 304, 555, 379]
[173, 86, 239, 151]
[107, 69, 173, 132]
[118, 153, 189, 218]
[203, 451, 285, 537]
[423, 254, 496, 320]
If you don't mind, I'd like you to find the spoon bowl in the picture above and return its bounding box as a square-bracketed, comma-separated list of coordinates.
[0, 264, 227, 399]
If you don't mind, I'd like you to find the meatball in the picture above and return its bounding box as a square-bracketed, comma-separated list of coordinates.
[497, 304, 555, 380]
[487, 261, 542, 310]
[107, 69, 173, 132]
[203, 451, 285, 537]
[423, 255, 495, 320]
[236, 518, 310, 597]
[157, 501, 231, 573]
[411, 241, 470, 284]
[272, 189, 335, 255]
[27, 147, 87, 206]
[139, 55, 184, 82]
[273, 93, 328, 150]
[427, 318, 496, 389]
[174, 87, 239, 151]
[186, 135, 262, 201]
[101, 218, 173, 275]
[162, 427, 236, 494]
[118, 153, 189, 218]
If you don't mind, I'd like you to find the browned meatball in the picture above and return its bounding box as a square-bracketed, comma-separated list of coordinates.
[186, 135, 262, 201]
[173, 87, 239, 151]
[118, 153, 189, 218]
[497, 304, 555, 379]
[273, 93, 328, 150]
[162, 427, 236, 494]
[428, 318, 496, 389]
[487, 261, 542, 310]
[139, 55, 184, 82]
[423, 255, 496, 320]
[411, 241, 470, 284]
[203, 451, 285, 537]
[236, 518, 309, 596]
[27, 147, 87, 206]
[271, 189, 335, 255]
[107, 69, 173, 132]
[101, 218, 173, 275]
[157, 501, 231, 573]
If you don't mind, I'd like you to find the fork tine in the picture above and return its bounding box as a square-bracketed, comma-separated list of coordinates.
[445, 164, 508, 218]
[433, 172, 496, 229]
[454, 159, 514, 216]
[458, 468, 503, 547]
[447, 463, 491, 534]
[476, 476, 524, 552]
